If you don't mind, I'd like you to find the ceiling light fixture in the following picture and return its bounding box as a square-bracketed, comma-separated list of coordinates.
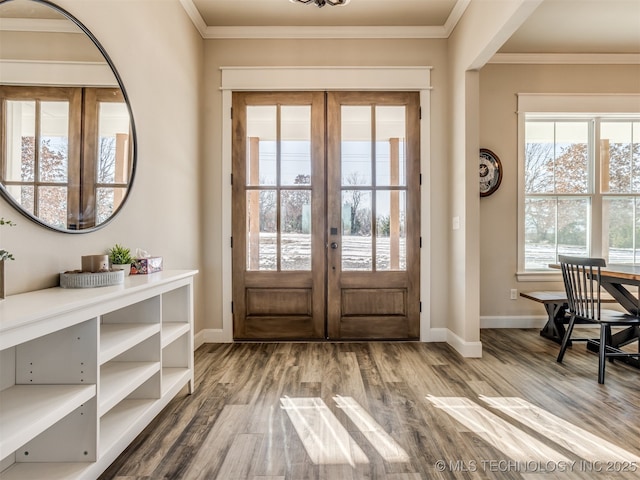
[289, 0, 351, 8]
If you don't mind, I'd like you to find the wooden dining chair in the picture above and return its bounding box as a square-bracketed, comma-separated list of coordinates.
[556, 255, 640, 384]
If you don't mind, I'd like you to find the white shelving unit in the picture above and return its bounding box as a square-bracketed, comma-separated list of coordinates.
[0, 270, 197, 480]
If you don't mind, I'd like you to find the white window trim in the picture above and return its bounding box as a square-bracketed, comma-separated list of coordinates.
[516, 93, 640, 282]
[218, 66, 432, 341]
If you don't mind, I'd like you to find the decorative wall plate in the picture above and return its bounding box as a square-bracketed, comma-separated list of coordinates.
[479, 148, 502, 197]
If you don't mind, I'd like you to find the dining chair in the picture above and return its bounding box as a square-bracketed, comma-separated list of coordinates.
[556, 255, 640, 384]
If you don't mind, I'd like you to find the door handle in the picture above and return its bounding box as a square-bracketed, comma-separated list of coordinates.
[330, 242, 338, 249]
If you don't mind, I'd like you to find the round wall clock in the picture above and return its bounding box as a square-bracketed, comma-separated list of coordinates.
[479, 148, 502, 197]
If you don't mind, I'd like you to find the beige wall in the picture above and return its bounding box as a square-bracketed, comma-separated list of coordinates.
[445, 0, 538, 349]
[0, 0, 205, 329]
[5, 0, 635, 348]
[479, 63, 640, 320]
[202, 38, 449, 331]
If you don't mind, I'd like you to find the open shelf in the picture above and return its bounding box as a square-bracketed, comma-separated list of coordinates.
[99, 362, 160, 416]
[0, 385, 95, 460]
[0, 461, 93, 480]
[162, 323, 190, 348]
[100, 399, 156, 455]
[0, 270, 196, 479]
[100, 323, 160, 365]
[162, 367, 191, 396]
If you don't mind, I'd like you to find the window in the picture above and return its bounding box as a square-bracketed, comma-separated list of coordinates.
[517, 94, 640, 275]
[1, 86, 131, 230]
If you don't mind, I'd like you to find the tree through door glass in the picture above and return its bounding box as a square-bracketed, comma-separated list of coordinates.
[245, 104, 312, 271]
[340, 105, 407, 271]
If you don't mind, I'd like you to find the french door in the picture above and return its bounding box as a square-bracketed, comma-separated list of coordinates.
[232, 91, 420, 340]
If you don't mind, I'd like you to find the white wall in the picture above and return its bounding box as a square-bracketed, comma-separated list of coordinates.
[0, 0, 205, 329]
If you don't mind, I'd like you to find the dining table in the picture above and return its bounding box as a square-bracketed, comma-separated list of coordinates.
[552, 263, 640, 368]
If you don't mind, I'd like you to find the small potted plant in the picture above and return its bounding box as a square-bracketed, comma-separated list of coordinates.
[108, 243, 133, 276]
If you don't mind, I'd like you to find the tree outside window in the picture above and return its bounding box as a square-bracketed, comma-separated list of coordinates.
[523, 117, 640, 270]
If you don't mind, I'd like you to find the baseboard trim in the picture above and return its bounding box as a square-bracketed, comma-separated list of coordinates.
[193, 326, 483, 358]
[424, 327, 447, 342]
[194, 328, 231, 349]
[480, 315, 547, 329]
[446, 329, 483, 358]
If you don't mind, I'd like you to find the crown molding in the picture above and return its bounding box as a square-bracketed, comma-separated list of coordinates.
[178, 0, 208, 37]
[203, 25, 450, 40]
[180, 0, 470, 40]
[444, 0, 470, 36]
[489, 53, 640, 65]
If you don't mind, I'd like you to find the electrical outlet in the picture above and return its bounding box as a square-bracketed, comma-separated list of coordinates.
[510, 289, 518, 300]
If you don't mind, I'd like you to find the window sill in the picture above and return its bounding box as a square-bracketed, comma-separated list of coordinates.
[516, 271, 563, 282]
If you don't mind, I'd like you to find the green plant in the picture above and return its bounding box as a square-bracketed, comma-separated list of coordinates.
[0, 217, 16, 261]
[108, 243, 133, 265]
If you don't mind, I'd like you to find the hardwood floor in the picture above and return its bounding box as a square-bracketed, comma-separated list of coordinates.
[100, 329, 640, 479]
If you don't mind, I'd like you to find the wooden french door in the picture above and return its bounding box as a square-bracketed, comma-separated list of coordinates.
[232, 91, 420, 340]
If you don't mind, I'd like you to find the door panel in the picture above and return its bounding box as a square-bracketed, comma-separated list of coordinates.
[232, 92, 326, 339]
[232, 91, 420, 340]
[326, 92, 420, 340]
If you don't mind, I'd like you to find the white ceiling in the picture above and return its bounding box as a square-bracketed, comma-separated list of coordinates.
[183, 0, 640, 54]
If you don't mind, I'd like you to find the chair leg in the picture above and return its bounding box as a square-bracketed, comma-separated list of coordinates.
[598, 323, 607, 384]
[604, 326, 615, 363]
[557, 315, 576, 363]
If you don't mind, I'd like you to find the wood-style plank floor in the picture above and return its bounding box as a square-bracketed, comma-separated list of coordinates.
[100, 329, 640, 479]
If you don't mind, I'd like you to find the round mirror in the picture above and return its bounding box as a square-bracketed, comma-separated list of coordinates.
[0, 0, 136, 232]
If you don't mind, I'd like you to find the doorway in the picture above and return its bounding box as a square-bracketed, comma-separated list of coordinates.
[232, 91, 420, 340]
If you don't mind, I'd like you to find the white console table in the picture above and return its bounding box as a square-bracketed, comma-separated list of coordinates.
[0, 270, 197, 479]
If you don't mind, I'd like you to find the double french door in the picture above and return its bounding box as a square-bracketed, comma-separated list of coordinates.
[232, 91, 420, 340]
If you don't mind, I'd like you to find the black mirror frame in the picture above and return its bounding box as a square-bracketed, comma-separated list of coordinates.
[0, 0, 137, 234]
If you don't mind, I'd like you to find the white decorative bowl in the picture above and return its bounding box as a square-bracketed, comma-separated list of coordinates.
[59, 270, 125, 288]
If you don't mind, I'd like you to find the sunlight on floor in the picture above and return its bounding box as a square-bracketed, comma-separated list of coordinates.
[479, 396, 640, 463]
[425, 395, 571, 463]
[334, 395, 410, 463]
[280, 396, 369, 466]
[280, 394, 639, 469]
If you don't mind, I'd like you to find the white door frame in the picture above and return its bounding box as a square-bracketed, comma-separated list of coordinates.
[216, 66, 432, 342]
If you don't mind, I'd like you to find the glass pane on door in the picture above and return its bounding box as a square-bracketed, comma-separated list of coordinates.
[341, 106, 372, 186]
[339, 103, 409, 272]
[97, 102, 131, 184]
[4, 100, 35, 182]
[245, 103, 314, 272]
[376, 106, 406, 187]
[39, 101, 69, 183]
[281, 190, 312, 271]
[342, 190, 372, 271]
[281, 106, 311, 186]
[376, 190, 406, 271]
[247, 189, 277, 271]
[38, 186, 67, 228]
[246, 106, 277, 186]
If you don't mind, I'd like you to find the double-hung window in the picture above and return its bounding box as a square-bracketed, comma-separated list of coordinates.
[517, 94, 640, 275]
